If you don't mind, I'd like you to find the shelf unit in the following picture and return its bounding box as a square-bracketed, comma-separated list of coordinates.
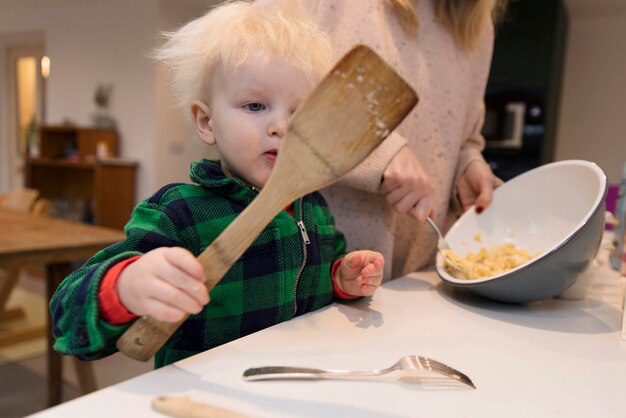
[25, 125, 138, 230]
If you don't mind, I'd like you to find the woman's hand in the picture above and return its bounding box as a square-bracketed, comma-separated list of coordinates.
[116, 247, 209, 323]
[336, 250, 384, 297]
[456, 160, 503, 213]
[380, 147, 434, 221]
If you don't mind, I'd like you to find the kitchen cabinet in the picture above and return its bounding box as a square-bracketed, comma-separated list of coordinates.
[25, 125, 137, 230]
[482, 0, 568, 180]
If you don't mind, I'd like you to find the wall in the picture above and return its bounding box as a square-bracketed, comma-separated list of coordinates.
[0, 0, 209, 201]
[0, 0, 160, 200]
[2, 0, 624, 194]
[556, 5, 626, 183]
[0, 30, 44, 192]
[154, 0, 219, 188]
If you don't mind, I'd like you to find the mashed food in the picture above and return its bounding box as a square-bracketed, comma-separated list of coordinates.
[442, 242, 538, 280]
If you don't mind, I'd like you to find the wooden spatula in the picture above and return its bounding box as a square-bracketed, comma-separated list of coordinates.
[116, 44, 418, 361]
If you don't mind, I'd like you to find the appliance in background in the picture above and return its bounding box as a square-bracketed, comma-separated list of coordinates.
[482, 0, 567, 181]
[483, 101, 527, 150]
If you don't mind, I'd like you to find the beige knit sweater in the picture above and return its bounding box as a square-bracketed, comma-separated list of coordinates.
[308, 0, 494, 280]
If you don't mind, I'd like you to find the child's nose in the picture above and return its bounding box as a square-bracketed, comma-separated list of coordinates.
[267, 113, 289, 137]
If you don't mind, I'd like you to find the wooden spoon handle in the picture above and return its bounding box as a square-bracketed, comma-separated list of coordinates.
[152, 395, 250, 418]
[196, 183, 292, 289]
[116, 186, 291, 361]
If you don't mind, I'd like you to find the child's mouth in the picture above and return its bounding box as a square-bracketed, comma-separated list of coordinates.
[264, 149, 278, 162]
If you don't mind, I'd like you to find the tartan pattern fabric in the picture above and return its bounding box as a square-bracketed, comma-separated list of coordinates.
[50, 160, 346, 368]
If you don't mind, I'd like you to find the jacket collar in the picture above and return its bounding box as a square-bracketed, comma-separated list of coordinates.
[190, 159, 258, 202]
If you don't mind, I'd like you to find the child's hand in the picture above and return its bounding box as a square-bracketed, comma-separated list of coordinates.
[336, 250, 384, 297]
[116, 247, 209, 322]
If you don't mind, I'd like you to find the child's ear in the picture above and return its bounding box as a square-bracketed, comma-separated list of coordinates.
[191, 100, 216, 145]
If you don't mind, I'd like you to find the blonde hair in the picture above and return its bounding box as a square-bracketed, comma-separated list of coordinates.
[388, 0, 508, 49]
[153, 0, 333, 114]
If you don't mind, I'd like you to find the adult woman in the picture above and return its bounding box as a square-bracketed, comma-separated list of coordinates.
[308, 0, 506, 279]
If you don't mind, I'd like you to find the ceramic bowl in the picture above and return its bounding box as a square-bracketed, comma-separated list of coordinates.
[436, 160, 607, 303]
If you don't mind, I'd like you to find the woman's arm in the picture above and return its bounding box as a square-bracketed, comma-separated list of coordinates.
[454, 103, 503, 212]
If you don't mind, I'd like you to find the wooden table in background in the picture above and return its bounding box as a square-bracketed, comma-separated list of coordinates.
[0, 209, 124, 406]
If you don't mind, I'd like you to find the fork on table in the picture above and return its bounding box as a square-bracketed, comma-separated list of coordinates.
[242, 355, 475, 389]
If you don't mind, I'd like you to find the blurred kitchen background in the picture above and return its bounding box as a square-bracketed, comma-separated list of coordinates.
[482, 0, 625, 182]
[0, 0, 625, 415]
[0, 0, 625, 204]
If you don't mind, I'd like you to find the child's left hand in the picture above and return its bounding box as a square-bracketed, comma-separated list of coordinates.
[336, 250, 384, 297]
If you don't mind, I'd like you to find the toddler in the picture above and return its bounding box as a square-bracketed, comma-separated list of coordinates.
[50, 0, 384, 368]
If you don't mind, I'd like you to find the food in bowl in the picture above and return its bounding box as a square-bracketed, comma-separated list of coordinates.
[442, 243, 540, 280]
[435, 160, 607, 303]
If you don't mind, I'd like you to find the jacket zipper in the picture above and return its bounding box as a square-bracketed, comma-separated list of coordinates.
[293, 198, 310, 316]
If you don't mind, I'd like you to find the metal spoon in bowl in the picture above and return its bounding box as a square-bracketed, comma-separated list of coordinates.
[426, 217, 451, 251]
[426, 217, 467, 278]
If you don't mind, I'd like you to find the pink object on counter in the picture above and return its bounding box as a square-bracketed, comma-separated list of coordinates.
[605, 184, 619, 230]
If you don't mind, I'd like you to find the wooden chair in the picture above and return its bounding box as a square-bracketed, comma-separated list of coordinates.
[32, 198, 53, 217]
[0, 189, 43, 322]
[0, 192, 53, 328]
[0, 187, 40, 212]
[0, 194, 50, 322]
[0, 193, 97, 394]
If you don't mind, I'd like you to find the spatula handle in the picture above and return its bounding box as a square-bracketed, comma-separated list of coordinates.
[152, 395, 250, 418]
[115, 186, 292, 361]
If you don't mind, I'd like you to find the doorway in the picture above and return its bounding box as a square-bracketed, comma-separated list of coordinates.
[0, 32, 46, 192]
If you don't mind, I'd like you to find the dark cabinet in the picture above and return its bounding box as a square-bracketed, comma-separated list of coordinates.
[482, 0, 568, 180]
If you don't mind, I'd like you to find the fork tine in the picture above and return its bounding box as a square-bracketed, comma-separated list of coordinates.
[417, 357, 461, 377]
[413, 377, 472, 388]
[417, 356, 476, 389]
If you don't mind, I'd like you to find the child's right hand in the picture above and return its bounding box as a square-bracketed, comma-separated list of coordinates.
[116, 247, 209, 322]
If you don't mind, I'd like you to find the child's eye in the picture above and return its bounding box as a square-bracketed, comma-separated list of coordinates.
[289, 108, 297, 116]
[244, 102, 265, 112]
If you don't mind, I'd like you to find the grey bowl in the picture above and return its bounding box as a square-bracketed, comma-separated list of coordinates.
[436, 160, 607, 304]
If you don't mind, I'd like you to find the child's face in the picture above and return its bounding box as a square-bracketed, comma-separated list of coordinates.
[195, 56, 314, 188]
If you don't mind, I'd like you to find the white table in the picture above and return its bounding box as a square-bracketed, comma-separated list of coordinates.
[33, 249, 626, 418]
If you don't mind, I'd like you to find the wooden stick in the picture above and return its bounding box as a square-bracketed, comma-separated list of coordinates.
[152, 395, 251, 418]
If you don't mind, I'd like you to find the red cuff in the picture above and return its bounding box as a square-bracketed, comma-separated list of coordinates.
[98, 256, 141, 324]
[331, 258, 359, 300]
[284, 202, 294, 217]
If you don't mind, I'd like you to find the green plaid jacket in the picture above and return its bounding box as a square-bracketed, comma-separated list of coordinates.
[50, 160, 346, 367]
